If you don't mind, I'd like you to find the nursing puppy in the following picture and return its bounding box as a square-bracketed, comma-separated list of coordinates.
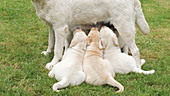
[83, 27, 124, 93]
[48, 29, 87, 92]
[100, 26, 155, 75]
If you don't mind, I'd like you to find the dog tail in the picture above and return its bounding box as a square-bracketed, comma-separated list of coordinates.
[133, 68, 155, 75]
[107, 77, 124, 93]
[135, 0, 150, 34]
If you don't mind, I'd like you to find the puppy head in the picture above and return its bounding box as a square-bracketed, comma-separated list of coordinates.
[69, 29, 87, 49]
[73, 28, 82, 36]
[87, 27, 100, 44]
[100, 26, 119, 48]
[86, 27, 104, 49]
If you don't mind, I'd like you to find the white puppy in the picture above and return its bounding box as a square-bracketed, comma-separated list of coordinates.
[48, 29, 87, 92]
[100, 26, 155, 75]
[83, 27, 124, 93]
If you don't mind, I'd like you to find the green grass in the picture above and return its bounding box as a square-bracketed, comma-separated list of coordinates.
[0, 0, 169, 96]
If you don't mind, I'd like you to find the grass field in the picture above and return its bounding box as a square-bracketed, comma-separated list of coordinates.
[0, 0, 169, 96]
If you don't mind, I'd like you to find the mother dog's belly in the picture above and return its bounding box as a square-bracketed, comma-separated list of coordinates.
[70, 11, 110, 25]
[68, 1, 113, 25]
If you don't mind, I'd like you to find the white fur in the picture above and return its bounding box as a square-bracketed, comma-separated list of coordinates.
[48, 30, 87, 92]
[31, 0, 150, 69]
[83, 28, 124, 93]
[100, 26, 155, 75]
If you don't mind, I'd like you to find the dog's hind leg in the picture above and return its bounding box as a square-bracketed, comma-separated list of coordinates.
[118, 36, 129, 54]
[52, 78, 70, 92]
[116, 20, 141, 69]
[122, 45, 129, 54]
[72, 72, 86, 85]
[106, 76, 124, 93]
[133, 68, 155, 75]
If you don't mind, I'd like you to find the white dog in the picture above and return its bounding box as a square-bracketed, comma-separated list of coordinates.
[83, 27, 124, 93]
[48, 29, 87, 92]
[31, 0, 150, 70]
[100, 26, 155, 75]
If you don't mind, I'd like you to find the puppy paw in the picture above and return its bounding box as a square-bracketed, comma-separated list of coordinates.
[41, 51, 51, 55]
[45, 63, 54, 70]
[48, 71, 54, 78]
[56, 90, 62, 92]
[140, 59, 146, 66]
[52, 83, 62, 92]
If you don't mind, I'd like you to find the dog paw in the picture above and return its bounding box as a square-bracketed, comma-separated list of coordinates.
[140, 59, 146, 66]
[41, 51, 50, 55]
[45, 63, 54, 70]
[48, 71, 54, 78]
[52, 83, 62, 92]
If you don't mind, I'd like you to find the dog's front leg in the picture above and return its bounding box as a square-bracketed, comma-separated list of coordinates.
[42, 27, 55, 55]
[45, 25, 68, 70]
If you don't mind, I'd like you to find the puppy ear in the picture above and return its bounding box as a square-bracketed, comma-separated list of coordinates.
[99, 38, 104, 50]
[87, 36, 92, 46]
[112, 36, 119, 46]
[69, 40, 77, 48]
[101, 38, 106, 49]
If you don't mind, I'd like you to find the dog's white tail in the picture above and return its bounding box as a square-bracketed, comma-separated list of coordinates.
[107, 77, 124, 93]
[133, 68, 155, 75]
[135, 0, 150, 34]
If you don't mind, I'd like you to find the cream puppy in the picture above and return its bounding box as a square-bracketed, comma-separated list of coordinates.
[100, 26, 155, 75]
[83, 27, 124, 93]
[48, 29, 87, 92]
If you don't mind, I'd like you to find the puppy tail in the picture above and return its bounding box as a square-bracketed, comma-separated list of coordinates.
[133, 68, 155, 75]
[107, 77, 124, 93]
[135, 0, 150, 34]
